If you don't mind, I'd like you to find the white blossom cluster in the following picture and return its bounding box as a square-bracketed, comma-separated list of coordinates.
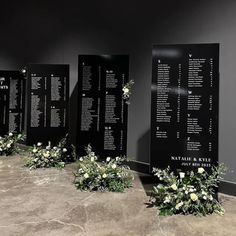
[152, 165, 226, 216]
[0, 133, 24, 156]
[24, 137, 74, 169]
[74, 145, 133, 192]
[122, 80, 134, 104]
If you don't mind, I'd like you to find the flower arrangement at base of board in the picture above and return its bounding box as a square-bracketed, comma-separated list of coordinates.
[150, 164, 226, 216]
[0, 133, 25, 156]
[74, 144, 134, 192]
[24, 135, 75, 169]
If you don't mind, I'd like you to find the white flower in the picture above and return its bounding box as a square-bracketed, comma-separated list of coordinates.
[164, 196, 170, 203]
[179, 172, 185, 179]
[62, 148, 67, 153]
[7, 143, 11, 148]
[0, 148, 2, 151]
[190, 193, 198, 201]
[198, 167, 205, 174]
[90, 157, 95, 162]
[115, 156, 119, 161]
[102, 173, 107, 178]
[46, 146, 51, 150]
[159, 177, 163, 181]
[32, 148, 37, 153]
[53, 146, 58, 150]
[43, 152, 50, 158]
[37, 142, 42, 147]
[202, 191, 207, 195]
[175, 201, 183, 210]
[84, 173, 89, 179]
[122, 87, 129, 93]
[189, 188, 195, 192]
[111, 164, 117, 169]
[106, 157, 111, 162]
[203, 196, 207, 200]
[209, 195, 213, 201]
[79, 157, 83, 161]
[9, 132, 13, 137]
[170, 184, 177, 191]
[185, 190, 189, 194]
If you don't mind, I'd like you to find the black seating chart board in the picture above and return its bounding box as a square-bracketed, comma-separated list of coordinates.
[26, 64, 69, 145]
[0, 71, 25, 136]
[77, 55, 129, 158]
[150, 44, 219, 172]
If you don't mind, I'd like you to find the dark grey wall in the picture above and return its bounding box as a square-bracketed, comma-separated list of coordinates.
[0, 0, 235, 183]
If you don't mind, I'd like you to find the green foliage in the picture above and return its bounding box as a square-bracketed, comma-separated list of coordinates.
[151, 164, 227, 216]
[74, 144, 134, 192]
[24, 136, 75, 169]
[0, 133, 25, 156]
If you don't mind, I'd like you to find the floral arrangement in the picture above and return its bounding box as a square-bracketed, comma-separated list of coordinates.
[0, 133, 25, 156]
[74, 145, 134, 192]
[150, 164, 226, 216]
[122, 80, 134, 104]
[24, 136, 75, 169]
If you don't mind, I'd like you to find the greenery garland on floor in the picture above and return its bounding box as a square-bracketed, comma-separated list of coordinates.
[74, 145, 134, 192]
[24, 135, 76, 169]
[0, 133, 25, 156]
[150, 164, 226, 216]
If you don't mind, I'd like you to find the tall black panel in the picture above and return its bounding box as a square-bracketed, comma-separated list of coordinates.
[0, 71, 25, 136]
[77, 55, 129, 158]
[151, 44, 219, 172]
[25, 64, 69, 145]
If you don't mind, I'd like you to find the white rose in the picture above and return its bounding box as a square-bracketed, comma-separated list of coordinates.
[7, 143, 11, 148]
[115, 156, 119, 161]
[164, 196, 170, 203]
[37, 142, 42, 147]
[84, 173, 89, 179]
[111, 164, 117, 169]
[175, 201, 183, 210]
[0, 148, 2, 151]
[179, 172, 185, 179]
[32, 148, 38, 153]
[62, 148, 67, 153]
[79, 157, 83, 161]
[185, 190, 189, 194]
[43, 152, 50, 158]
[198, 167, 205, 174]
[203, 196, 207, 200]
[170, 184, 177, 191]
[9, 132, 13, 137]
[123, 87, 129, 93]
[190, 193, 198, 201]
[90, 157, 95, 162]
[102, 173, 107, 178]
[106, 157, 111, 162]
[53, 146, 57, 150]
[209, 195, 213, 201]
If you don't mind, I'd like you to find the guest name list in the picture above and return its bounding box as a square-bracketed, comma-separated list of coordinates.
[0, 71, 25, 136]
[77, 55, 129, 158]
[26, 64, 69, 145]
[151, 44, 219, 171]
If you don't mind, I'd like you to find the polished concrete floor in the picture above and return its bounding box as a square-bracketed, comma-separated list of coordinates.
[0, 155, 236, 236]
